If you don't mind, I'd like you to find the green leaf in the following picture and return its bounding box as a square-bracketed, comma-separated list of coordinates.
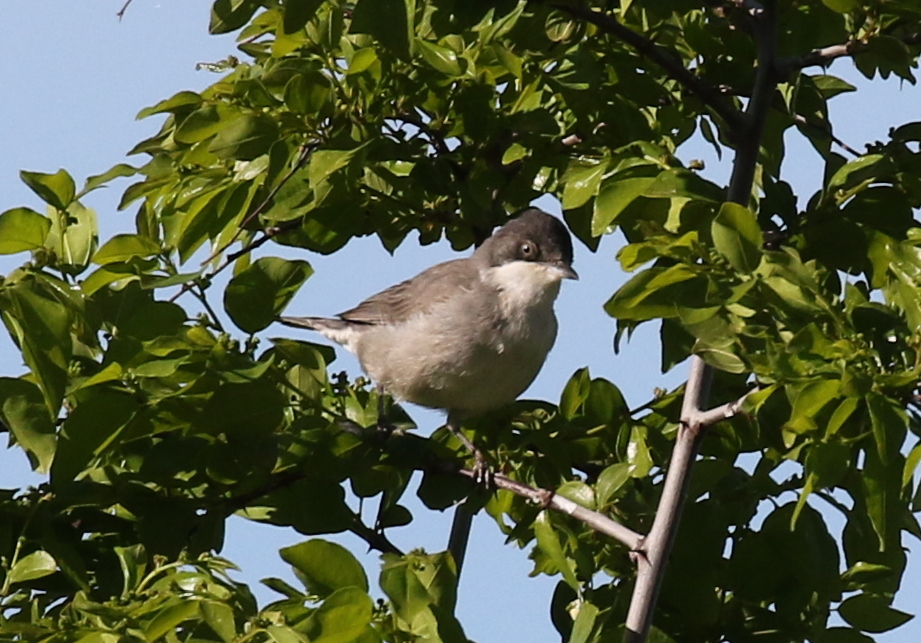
[627, 426, 653, 477]
[304, 587, 374, 643]
[822, 0, 858, 13]
[114, 544, 147, 596]
[592, 177, 655, 236]
[280, 539, 369, 597]
[379, 550, 463, 638]
[696, 347, 747, 373]
[210, 0, 262, 34]
[556, 481, 595, 509]
[224, 257, 313, 333]
[144, 599, 201, 640]
[559, 367, 591, 420]
[209, 114, 280, 160]
[534, 511, 579, 591]
[2, 286, 72, 416]
[644, 169, 723, 202]
[789, 379, 840, 430]
[8, 550, 58, 584]
[51, 389, 138, 484]
[711, 202, 763, 273]
[308, 147, 365, 188]
[867, 392, 907, 464]
[904, 443, 921, 489]
[93, 234, 161, 265]
[596, 463, 630, 506]
[416, 39, 463, 76]
[351, 0, 413, 59]
[80, 163, 138, 196]
[46, 201, 98, 275]
[562, 160, 608, 210]
[347, 48, 379, 75]
[826, 154, 885, 195]
[838, 594, 913, 633]
[605, 265, 705, 321]
[0, 207, 51, 254]
[201, 601, 237, 643]
[841, 562, 896, 588]
[136, 91, 202, 119]
[0, 378, 56, 473]
[283, 0, 325, 34]
[284, 73, 332, 115]
[175, 104, 233, 143]
[862, 439, 902, 549]
[569, 599, 600, 643]
[20, 169, 76, 210]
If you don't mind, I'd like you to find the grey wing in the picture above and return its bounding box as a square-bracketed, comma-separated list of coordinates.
[338, 258, 480, 325]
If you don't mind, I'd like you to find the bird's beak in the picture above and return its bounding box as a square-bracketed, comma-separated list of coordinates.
[557, 262, 579, 280]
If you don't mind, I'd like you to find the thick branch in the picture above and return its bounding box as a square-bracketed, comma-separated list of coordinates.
[623, 3, 778, 640]
[554, 4, 744, 130]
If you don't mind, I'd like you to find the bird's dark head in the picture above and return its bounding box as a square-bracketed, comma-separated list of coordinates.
[475, 208, 578, 280]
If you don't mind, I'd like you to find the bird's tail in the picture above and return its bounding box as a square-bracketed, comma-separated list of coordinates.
[278, 316, 359, 353]
[278, 315, 344, 331]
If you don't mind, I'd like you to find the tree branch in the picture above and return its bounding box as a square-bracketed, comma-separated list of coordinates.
[453, 469, 644, 552]
[694, 387, 756, 427]
[775, 31, 921, 79]
[350, 518, 404, 556]
[791, 113, 861, 157]
[623, 2, 779, 639]
[553, 4, 744, 130]
[116, 0, 134, 20]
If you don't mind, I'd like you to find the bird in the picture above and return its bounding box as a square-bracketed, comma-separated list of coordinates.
[279, 208, 577, 567]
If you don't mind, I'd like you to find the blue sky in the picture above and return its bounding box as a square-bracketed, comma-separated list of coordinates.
[1, 3, 919, 641]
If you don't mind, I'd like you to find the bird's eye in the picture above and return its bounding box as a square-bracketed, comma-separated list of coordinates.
[520, 242, 536, 259]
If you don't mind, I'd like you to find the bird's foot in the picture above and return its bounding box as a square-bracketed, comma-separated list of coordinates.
[471, 449, 495, 489]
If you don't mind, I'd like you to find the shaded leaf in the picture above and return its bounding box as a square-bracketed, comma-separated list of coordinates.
[224, 257, 313, 333]
[280, 539, 369, 597]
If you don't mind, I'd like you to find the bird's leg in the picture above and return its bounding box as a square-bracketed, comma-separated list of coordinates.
[446, 413, 492, 487]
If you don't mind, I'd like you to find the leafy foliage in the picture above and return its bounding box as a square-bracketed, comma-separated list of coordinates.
[2, 1, 921, 642]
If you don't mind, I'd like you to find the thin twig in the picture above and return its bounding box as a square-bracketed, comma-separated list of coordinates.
[792, 114, 861, 157]
[350, 517, 404, 555]
[694, 388, 756, 427]
[167, 145, 315, 304]
[201, 143, 315, 267]
[775, 31, 921, 79]
[192, 285, 226, 332]
[553, 4, 744, 130]
[116, 0, 134, 20]
[393, 112, 452, 156]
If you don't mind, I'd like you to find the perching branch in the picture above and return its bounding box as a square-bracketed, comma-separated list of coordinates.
[553, 4, 744, 130]
[453, 469, 645, 552]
